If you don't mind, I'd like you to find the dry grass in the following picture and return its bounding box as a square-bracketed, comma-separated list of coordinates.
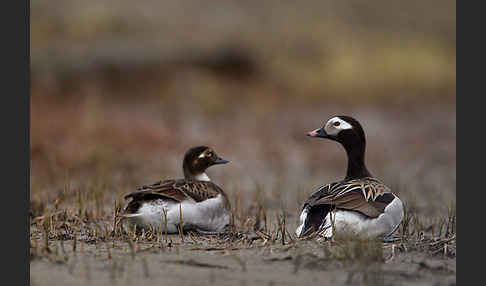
[30, 184, 456, 285]
[30, 96, 456, 285]
[30, 1, 455, 284]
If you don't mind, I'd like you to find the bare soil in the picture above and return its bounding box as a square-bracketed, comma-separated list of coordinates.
[30, 1, 455, 284]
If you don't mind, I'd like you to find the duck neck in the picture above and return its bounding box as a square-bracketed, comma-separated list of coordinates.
[193, 172, 211, 181]
[183, 162, 210, 181]
[343, 142, 371, 180]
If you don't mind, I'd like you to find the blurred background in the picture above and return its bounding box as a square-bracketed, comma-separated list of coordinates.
[31, 0, 456, 221]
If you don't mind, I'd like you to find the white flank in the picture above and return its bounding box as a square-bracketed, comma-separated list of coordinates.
[295, 209, 309, 237]
[123, 194, 229, 233]
[383, 196, 404, 236]
[318, 196, 404, 238]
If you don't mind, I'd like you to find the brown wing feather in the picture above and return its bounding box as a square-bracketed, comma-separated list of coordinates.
[124, 179, 188, 202]
[305, 177, 393, 218]
[124, 179, 222, 203]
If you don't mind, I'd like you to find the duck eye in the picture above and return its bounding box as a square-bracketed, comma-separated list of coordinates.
[207, 152, 213, 157]
[333, 121, 341, 127]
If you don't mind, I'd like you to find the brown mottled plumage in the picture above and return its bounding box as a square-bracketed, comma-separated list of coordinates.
[303, 177, 395, 220]
[121, 146, 231, 234]
[124, 179, 231, 214]
[297, 116, 404, 240]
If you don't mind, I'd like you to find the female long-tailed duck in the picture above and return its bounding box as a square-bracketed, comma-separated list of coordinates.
[296, 116, 404, 241]
[122, 146, 231, 234]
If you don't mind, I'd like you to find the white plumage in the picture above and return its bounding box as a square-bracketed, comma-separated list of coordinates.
[295, 197, 404, 238]
[124, 194, 229, 233]
[121, 146, 231, 234]
[298, 116, 405, 240]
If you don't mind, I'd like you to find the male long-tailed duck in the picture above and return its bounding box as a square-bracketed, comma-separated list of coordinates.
[296, 116, 404, 241]
[122, 146, 231, 234]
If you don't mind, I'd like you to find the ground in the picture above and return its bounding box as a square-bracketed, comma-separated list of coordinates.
[30, 101, 456, 286]
[30, 1, 455, 284]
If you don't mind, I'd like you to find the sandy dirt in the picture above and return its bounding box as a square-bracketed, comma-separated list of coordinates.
[30, 1, 455, 284]
[30, 236, 456, 286]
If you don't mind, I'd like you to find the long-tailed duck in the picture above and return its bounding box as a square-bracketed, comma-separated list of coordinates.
[296, 116, 404, 241]
[122, 146, 231, 234]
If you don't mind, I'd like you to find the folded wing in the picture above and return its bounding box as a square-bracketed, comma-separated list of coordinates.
[305, 178, 395, 218]
[124, 179, 223, 204]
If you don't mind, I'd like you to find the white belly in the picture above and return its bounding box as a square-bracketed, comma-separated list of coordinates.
[296, 196, 404, 239]
[124, 195, 230, 233]
[321, 197, 404, 238]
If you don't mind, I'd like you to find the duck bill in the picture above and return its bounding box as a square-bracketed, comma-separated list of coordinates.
[213, 156, 229, 165]
[307, 127, 330, 139]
